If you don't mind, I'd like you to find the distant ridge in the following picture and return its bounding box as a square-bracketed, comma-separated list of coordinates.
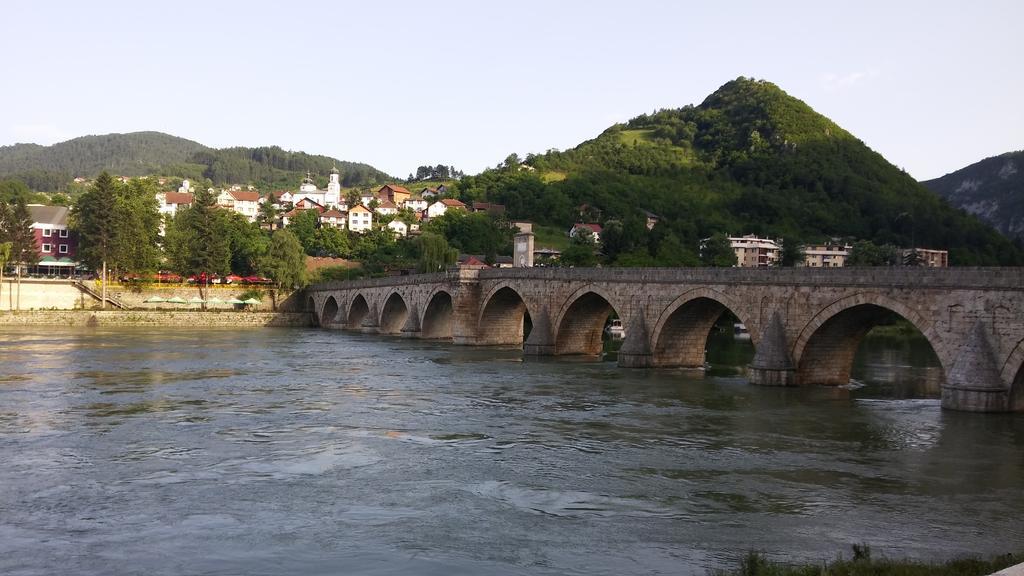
[922, 151, 1024, 240]
[0, 131, 391, 190]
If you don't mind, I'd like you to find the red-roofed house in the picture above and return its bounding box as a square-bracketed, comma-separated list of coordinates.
[569, 223, 602, 241]
[426, 198, 466, 219]
[377, 184, 411, 206]
[321, 208, 347, 229]
[375, 199, 398, 216]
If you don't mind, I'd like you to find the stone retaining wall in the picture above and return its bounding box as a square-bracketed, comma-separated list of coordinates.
[0, 310, 313, 327]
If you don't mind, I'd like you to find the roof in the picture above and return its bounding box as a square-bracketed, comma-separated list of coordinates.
[164, 192, 194, 205]
[440, 198, 466, 207]
[349, 204, 371, 213]
[229, 190, 260, 202]
[573, 222, 603, 234]
[28, 205, 70, 227]
[388, 219, 407, 228]
[378, 200, 397, 209]
[472, 201, 505, 214]
[296, 197, 325, 209]
[381, 184, 411, 194]
[321, 209, 346, 218]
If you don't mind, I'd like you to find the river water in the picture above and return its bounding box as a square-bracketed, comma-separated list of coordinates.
[1, 327, 1021, 575]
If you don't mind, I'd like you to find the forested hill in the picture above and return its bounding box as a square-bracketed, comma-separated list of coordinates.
[454, 77, 1022, 265]
[922, 151, 1024, 240]
[0, 132, 208, 189]
[0, 132, 391, 191]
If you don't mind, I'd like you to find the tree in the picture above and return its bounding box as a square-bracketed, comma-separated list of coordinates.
[224, 212, 269, 275]
[700, 233, 737, 267]
[779, 238, 805, 267]
[260, 229, 307, 310]
[72, 172, 119, 307]
[417, 232, 457, 273]
[164, 187, 231, 301]
[256, 194, 279, 231]
[560, 229, 599, 267]
[847, 240, 899, 266]
[111, 178, 161, 277]
[0, 242, 10, 310]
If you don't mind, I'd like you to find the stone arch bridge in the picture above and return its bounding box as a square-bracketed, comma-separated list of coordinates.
[306, 267, 1024, 413]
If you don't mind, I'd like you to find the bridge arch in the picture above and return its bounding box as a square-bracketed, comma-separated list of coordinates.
[478, 284, 532, 346]
[1002, 338, 1024, 412]
[650, 288, 752, 368]
[554, 285, 622, 356]
[347, 294, 370, 329]
[379, 291, 409, 334]
[321, 295, 340, 326]
[421, 289, 454, 340]
[792, 293, 946, 386]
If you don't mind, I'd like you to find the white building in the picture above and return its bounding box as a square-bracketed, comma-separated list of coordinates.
[403, 198, 428, 213]
[426, 198, 466, 219]
[802, 242, 852, 267]
[348, 205, 373, 233]
[387, 220, 408, 237]
[728, 235, 781, 267]
[375, 200, 398, 216]
[290, 169, 342, 208]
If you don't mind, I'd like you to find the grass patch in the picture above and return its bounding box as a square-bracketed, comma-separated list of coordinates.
[712, 547, 1023, 576]
[540, 171, 567, 183]
[618, 128, 655, 146]
[532, 224, 570, 251]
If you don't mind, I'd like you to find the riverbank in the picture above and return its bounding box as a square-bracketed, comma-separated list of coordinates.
[712, 548, 1023, 576]
[0, 309, 312, 327]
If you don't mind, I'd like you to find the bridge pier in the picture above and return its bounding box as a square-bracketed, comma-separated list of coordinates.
[618, 308, 653, 368]
[747, 313, 796, 386]
[523, 306, 556, 356]
[400, 303, 422, 338]
[941, 321, 1014, 412]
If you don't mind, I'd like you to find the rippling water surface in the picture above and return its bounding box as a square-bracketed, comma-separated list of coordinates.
[1, 327, 1022, 575]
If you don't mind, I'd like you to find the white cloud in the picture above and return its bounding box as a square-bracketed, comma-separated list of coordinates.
[10, 123, 73, 145]
[820, 69, 880, 92]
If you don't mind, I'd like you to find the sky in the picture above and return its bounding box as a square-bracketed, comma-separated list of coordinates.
[1, 0, 1022, 181]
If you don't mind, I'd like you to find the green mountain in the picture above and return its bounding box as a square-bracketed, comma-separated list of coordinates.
[0, 132, 208, 189]
[922, 151, 1024, 240]
[0, 131, 391, 191]
[455, 77, 1021, 265]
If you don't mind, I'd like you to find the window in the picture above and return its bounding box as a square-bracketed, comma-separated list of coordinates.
[59, 244, 69, 254]
[41, 243, 51, 253]
[42, 228, 52, 237]
[59, 229, 69, 238]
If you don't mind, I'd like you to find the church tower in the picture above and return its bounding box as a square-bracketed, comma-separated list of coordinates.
[299, 171, 317, 194]
[326, 166, 341, 206]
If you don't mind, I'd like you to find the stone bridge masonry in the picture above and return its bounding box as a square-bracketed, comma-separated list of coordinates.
[305, 267, 1024, 413]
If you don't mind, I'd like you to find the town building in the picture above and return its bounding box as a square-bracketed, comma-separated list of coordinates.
[217, 189, 261, 222]
[426, 198, 466, 219]
[569, 223, 602, 242]
[640, 209, 661, 230]
[727, 234, 781, 267]
[403, 198, 429, 213]
[377, 184, 411, 206]
[157, 191, 193, 219]
[28, 205, 78, 272]
[375, 200, 398, 216]
[387, 220, 408, 237]
[320, 209, 347, 229]
[471, 201, 506, 217]
[348, 205, 373, 233]
[290, 169, 342, 208]
[802, 242, 852, 267]
[904, 247, 949, 267]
